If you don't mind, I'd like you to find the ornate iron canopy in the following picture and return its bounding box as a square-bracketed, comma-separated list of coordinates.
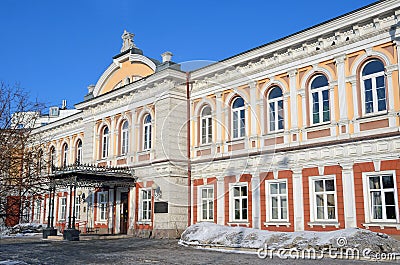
[50, 164, 136, 188]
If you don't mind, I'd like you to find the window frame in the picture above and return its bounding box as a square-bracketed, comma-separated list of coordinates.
[75, 196, 81, 220]
[267, 86, 284, 132]
[360, 60, 387, 116]
[363, 171, 399, 223]
[265, 179, 289, 222]
[143, 114, 152, 151]
[231, 97, 246, 140]
[59, 197, 67, 221]
[62, 143, 68, 167]
[102, 126, 109, 159]
[139, 188, 152, 222]
[229, 182, 248, 222]
[309, 75, 330, 126]
[76, 139, 82, 165]
[309, 175, 338, 223]
[200, 106, 213, 145]
[121, 120, 129, 155]
[98, 191, 108, 222]
[199, 185, 214, 221]
[34, 199, 42, 222]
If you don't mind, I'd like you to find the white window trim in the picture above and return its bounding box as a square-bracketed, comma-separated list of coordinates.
[197, 185, 214, 222]
[267, 91, 284, 133]
[97, 191, 108, 222]
[102, 128, 109, 159]
[231, 99, 246, 140]
[265, 179, 289, 223]
[229, 182, 248, 222]
[75, 196, 81, 220]
[139, 188, 152, 222]
[121, 121, 129, 155]
[63, 144, 68, 167]
[76, 140, 82, 164]
[360, 69, 387, 116]
[34, 199, 42, 222]
[200, 107, 213, 145]
[143, 116, 152, 151]
[59, 197, 67, 221]
[308, 175, 338, 223]
[362, 170, 399, 224]
[309, 77, 330, 126]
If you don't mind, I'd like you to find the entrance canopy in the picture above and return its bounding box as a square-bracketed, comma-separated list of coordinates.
[50, 164, 136, 188]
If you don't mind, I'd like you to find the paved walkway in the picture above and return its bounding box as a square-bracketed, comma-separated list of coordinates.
[0, 236, 398, 264]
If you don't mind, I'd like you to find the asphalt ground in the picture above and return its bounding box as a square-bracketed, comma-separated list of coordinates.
[1, 235, 399, 265]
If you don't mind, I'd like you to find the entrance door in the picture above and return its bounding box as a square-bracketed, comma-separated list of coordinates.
[119, 192, 128, 234]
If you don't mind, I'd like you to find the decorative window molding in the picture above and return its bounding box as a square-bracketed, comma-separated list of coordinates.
[97, 191, 108, 222]
[309, 75, 330, 125]
[229, 182, 248, 222]
[267, 86, 284, 132]
[62, 143, 68, 167]
[232, 97, 246, 139]
[59, 197, 67, 221]
[309, 175, 338, 223]
[200, 106, 212, 145]
[143, 114, 152, 151]
[265, 179, 288, 223]
[360, 60, 387, 116]
[362, 170, 398, 224]
[76, 139, 82, 165]
[199, 185, 214, 221]
[121, 120, 129, 155]
[102, 126, 109, 159]
[139, 188, 152, 222]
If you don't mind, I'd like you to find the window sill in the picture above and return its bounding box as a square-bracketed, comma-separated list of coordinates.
[263, 131, 285, 138]
[226, 138, 245, 144]
[362, 222, 400, 230]
[357, 111, 388, 121]
[136, 221, 152, 225]
[194, 144, 213, 150]
[307, 221, 340, 228]
[305, 121, 332, 131]
[137, 150, 151, 155]
[227, 221, 250, 227]
[263, 221, 291, 228]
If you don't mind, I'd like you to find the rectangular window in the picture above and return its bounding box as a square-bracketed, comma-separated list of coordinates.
[98, 192, 108, 221]
[59, 197, 66, 221]
[75, 196, 81, 220]
[310, 176, 337, 221]
[267, 181, 288, 221]
[34, 199, 41, 221]
[200, 187, 214, 221]
[231, 184, 248, 221]
[140, 189, 152, 221]
[367, 174, 397, 221]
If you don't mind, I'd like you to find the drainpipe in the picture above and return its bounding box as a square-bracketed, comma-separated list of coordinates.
[186, 72, 191, 227]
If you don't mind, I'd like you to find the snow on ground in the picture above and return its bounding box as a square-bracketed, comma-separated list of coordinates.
[179, 222, 400, 254]
[0, 223, 43, 238]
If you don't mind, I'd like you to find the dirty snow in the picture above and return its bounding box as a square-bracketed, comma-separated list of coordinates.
[179, 222, 400, 254]
[0, 223, 43, 238]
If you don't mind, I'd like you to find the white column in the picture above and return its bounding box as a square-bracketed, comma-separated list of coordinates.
[249, 82, 258, 137]
[340, 163, 357, 228]
[108, 188, 114, 233]
[329, 85, 336, 122]
[110, 115, 116, 160]
[215, 92, 223, 145]
[395, 40, 400, 93]
[216, 176, 225, 225]
[292, 167, 304, 231]
[385, 67, 397, 127]
[288, 69, 298, 129]
[251, 174, 260, 229]
[130, 110, 137, 160]
[283, 92, 290, 143]
[299, 88, 307, 128]
[335, 55, 348, 121]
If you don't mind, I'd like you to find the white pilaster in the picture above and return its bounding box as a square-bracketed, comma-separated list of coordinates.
[215, 92, 223, 145]
[251, 174, 260, 229]
[385, 66, 397, 127]
[335, 55, 348, 121]
[340, 162, 357, 228]
[249, 82, 258, 137]
[288, 70, 298, 129]
[216, 176, 225, 225]
[292, 167, 304, 231]
[108, 188, 114, 232]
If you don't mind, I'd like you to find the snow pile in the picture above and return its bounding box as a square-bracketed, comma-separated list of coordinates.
[179, 222, 400, 253]
[0, 223, 43, 237]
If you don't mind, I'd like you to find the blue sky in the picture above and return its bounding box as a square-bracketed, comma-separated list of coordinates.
[0, 0, 377, 109]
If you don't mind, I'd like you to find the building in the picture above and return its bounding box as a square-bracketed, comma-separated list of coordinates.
[21, 1, 400, 237]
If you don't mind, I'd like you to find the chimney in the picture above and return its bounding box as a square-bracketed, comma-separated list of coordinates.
[161, 51, 173, 63]
[61, 100, 67, 110]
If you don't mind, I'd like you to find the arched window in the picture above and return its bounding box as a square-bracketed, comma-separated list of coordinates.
[143, 115, 152, 150]
[102, 126, 109, 158]
[267, 87, 284, 132]
[232, 97, 245, 139]
[200, 106, 212, 144]
[310, 75, 330, 125]
[37, 149, 43, 172]
[76, 139, 82, 165]
[361, 60, 386, 114]
[62, 143, 68, 167]
[121, 120, 129, 155]
[50, 146, 56, 167]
